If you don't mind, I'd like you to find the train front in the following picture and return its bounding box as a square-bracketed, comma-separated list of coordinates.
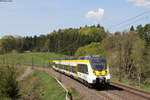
[90, 56, 110, 85]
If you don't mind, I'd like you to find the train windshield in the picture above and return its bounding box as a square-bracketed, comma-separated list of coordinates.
[90, 57, 106, 71]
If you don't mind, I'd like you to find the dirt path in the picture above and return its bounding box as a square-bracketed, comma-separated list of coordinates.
[18, 67, 33, 81]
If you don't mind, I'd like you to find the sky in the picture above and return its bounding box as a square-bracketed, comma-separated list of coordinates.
[0, 0, 150, 37]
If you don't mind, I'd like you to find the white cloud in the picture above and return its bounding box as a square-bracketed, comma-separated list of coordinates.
[85, 8, 104, 23]
[128, 0, 150, 7]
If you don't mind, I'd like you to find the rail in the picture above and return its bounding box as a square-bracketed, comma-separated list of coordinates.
[111, 81, 150, 100]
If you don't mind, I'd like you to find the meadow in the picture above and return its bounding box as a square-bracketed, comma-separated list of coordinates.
[0, 52, 69, 66]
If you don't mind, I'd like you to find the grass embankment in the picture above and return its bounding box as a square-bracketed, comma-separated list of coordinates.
[0, 52, 69, 66]
[111, 77, 150, 92]
[20, 70, 66, 100]
[68, 88, 81, 100]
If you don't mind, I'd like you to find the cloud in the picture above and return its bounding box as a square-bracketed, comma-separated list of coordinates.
[128, 0, 150, 7]
[85, 8, 104, 23]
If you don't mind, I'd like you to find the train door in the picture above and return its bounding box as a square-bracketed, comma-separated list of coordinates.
[77, 64, 89, 81]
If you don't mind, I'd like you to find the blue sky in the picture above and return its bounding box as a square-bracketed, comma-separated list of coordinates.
[0, 0, 150, 37]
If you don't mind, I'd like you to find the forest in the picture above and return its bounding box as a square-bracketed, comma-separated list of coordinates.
[0, 24, 150, 87]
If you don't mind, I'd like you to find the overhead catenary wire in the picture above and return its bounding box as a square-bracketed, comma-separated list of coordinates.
[109, 10, 150, 29]
[114, 16, 149, 30]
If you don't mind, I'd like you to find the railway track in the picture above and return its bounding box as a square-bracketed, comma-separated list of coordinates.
[33, 66, 150, 100]
[111, 82, 150, 100]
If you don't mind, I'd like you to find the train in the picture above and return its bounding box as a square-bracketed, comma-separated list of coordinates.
[50, 56, 110, 88]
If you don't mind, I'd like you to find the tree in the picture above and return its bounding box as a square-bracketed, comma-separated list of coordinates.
[130, 26, 135, 31]
[102, 31, 146, 83]
[136, 24, 150, 45]
[131, 36, 145, 86]
[0, 35, 15, 53]
[115, 33, 123, 81]
[75, 42, 106, 56]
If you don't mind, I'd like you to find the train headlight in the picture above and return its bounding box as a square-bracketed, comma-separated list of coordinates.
[101, 70, 106, 75]
[93, 70, 107, 76]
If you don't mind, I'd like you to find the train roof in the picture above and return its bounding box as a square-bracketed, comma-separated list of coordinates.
[54, 56, 105, 60]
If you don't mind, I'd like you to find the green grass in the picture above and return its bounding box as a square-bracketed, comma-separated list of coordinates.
[68, 88, 81, 100]
[34, 70, 66, 100]
[0, 65, 26, 79]
[20, 70, 66, 100]
[0, 52, 69, 66]
[68, 88, 78, 97]
[0, 97, 11, 100]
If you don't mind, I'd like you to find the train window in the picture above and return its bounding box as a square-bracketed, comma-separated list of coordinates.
[56, 64, 62, 69]
[66, 65, 69, 71]
[69, 65, 71, 72]
[69, 66, 71, 71]
[56, 64, 59, 68]
[58, 64, 61, 69]
[73, 66, 77, 73]
[58, 64, 60, 68]
[71, 66, 77, 73]
[78, 65, 82, 72]
[60, 65, 64, 69]
[63, 65, 66, 70]
[90, 57, 106, 71]
[63, 65, 65, 69]
[78, 64, 88, 74]
[61, 65, 63, 69]
[64, 65, 67, 70]
[50, 62, 55, 66]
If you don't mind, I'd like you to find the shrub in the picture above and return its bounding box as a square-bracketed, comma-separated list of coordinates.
[0, 66, 20, 100]
[144, 78, 150, 87]
[75, 42, 106, 56]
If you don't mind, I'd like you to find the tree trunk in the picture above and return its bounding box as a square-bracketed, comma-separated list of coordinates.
[138, 67, 141, 87]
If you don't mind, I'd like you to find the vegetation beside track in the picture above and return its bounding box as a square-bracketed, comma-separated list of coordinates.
[20, 70, 66, 100]
[0, 66, 20, 100]
[0, 65, 66, 100]
[68, 88, 81, 100]
[111, 78, 150, 92]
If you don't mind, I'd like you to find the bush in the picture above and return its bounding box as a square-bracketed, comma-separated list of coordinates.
[0, 66, 20, 100]
[144, 78, 150, 87]
[75, 42, 106, 56]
